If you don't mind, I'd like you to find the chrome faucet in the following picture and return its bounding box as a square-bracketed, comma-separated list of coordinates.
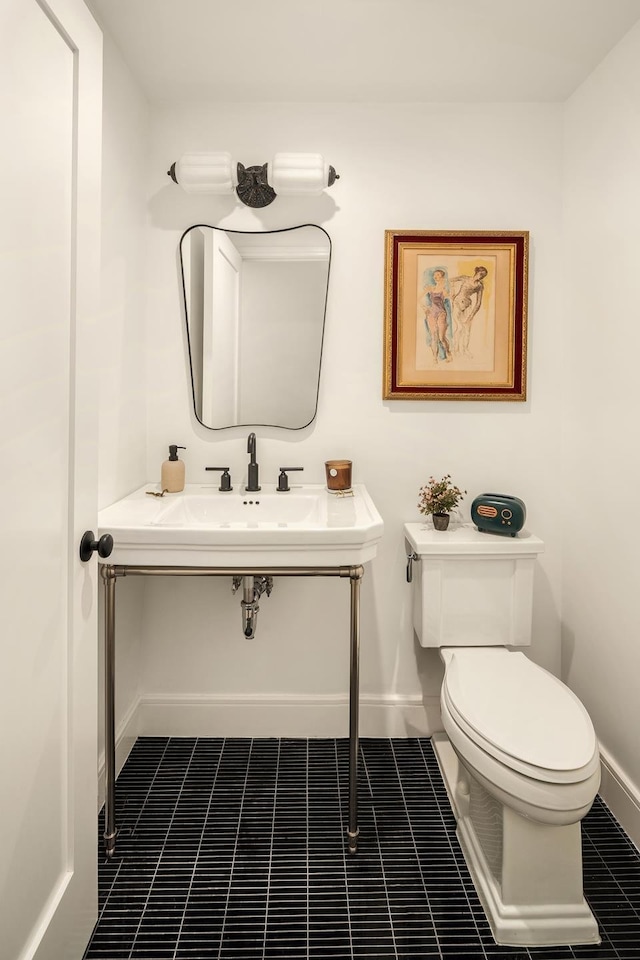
[246, 432, 260, 491]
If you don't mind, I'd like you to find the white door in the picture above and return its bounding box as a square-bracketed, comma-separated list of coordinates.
[0, 1, 102, 958]
[203, 228, 242, 426]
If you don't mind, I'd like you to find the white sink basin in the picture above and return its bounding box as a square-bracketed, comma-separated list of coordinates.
[98, 483, 384, 567]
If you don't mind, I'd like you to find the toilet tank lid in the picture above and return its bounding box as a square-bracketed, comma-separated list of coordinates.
[404, 522, 544, 556]
[444, 649, 596, 773]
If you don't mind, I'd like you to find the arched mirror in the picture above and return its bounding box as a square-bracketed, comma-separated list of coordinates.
[180, 223, 331, 430]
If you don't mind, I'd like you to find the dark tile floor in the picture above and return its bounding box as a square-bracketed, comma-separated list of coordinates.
[84, 738, 640, 960]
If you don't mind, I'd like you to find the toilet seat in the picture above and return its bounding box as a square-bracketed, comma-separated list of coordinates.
[441, 696, 601, 823]
[442, 648, 599, 785]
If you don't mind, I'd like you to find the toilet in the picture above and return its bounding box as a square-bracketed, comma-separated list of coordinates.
[404, 521, 600, 947]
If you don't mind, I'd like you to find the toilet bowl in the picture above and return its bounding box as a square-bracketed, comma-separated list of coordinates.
[404, 522, 601, 947]
[441, 647, 600, 825]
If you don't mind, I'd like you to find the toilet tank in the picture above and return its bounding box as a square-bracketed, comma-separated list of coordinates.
[404, 523, 545, 648]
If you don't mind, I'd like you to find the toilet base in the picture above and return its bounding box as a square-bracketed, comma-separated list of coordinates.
[432, 732, 600, 947]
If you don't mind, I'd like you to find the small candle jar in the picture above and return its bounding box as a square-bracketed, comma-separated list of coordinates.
[325, 459, 352, 492]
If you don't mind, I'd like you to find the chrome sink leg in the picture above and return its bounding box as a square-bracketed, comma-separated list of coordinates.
[101, 564, 118, 858]
[348, 565, 364, 854]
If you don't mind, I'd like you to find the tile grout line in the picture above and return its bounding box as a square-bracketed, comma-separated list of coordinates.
[126, 738, 173, 840]
[306, 737, 309, 960]
[126, 739, 199, 960]
[580, 828, 624, 960]
[389, 740, 444, 960]
[360, 745, 399, 960]
[333, 739, 354, 959]
[172, 737, 226, 960]
[260, 738, 281, 960]
[217, 737, 255, 960]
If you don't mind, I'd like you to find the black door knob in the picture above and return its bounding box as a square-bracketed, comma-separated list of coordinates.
[79, 530, 114, 563]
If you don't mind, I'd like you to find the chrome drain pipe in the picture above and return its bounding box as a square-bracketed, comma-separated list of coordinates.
[233, 575, 273, 638]
[241, 576, 259, 638]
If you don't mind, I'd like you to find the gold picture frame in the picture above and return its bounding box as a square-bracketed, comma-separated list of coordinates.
[383, 230, 528, 400]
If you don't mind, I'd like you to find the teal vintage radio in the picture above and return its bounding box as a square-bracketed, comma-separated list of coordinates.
[471, 493, 526, 536]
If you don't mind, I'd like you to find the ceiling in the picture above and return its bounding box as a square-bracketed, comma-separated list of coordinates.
[88, 0, 640, 104]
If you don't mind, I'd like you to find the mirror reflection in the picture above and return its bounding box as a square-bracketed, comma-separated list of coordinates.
[180, 224, 331, 430]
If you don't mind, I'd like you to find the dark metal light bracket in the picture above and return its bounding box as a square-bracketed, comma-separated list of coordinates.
[236, 162, 276, 208]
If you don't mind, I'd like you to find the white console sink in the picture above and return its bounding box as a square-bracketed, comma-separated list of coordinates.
[98, 483, 384, 567]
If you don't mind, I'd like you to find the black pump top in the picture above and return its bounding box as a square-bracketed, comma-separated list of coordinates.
[168, 445, 186, 461]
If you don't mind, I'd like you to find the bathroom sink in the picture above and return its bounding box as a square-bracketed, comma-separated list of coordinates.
[98, 483, 384, 567]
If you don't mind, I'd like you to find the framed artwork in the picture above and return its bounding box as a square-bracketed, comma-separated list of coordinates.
[383, 230, 529, 400]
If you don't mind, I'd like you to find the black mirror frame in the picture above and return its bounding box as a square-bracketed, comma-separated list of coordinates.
[179, 223, 331, 431]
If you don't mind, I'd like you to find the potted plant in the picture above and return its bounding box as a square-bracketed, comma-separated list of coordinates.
[418, 474, 466, 531]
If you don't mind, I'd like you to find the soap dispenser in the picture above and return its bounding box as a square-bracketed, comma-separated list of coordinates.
[161, 445, 186, 492]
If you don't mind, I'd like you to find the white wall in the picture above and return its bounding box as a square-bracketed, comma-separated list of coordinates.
[97, 31, 149, 773]
[562, 21, 640, 838]
[137, 101, 565, 736]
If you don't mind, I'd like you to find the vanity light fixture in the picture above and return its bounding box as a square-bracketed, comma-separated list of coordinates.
[167, 151, 339, 208]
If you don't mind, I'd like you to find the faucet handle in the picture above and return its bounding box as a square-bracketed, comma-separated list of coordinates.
[277, 467, 304, 492]
[205, 466, 233, 492]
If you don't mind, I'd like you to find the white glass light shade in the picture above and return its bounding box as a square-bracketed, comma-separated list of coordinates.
[173, 152, 236, 194]
[270, 152, 330, 196]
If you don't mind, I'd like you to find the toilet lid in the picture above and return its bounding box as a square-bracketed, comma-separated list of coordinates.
[443, 649, 597, 774]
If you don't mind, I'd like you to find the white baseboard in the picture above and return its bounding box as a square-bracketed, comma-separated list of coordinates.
[598, 744, 640, 851]
[96, 693, 436, 810]
[135, 692, 437, 739]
